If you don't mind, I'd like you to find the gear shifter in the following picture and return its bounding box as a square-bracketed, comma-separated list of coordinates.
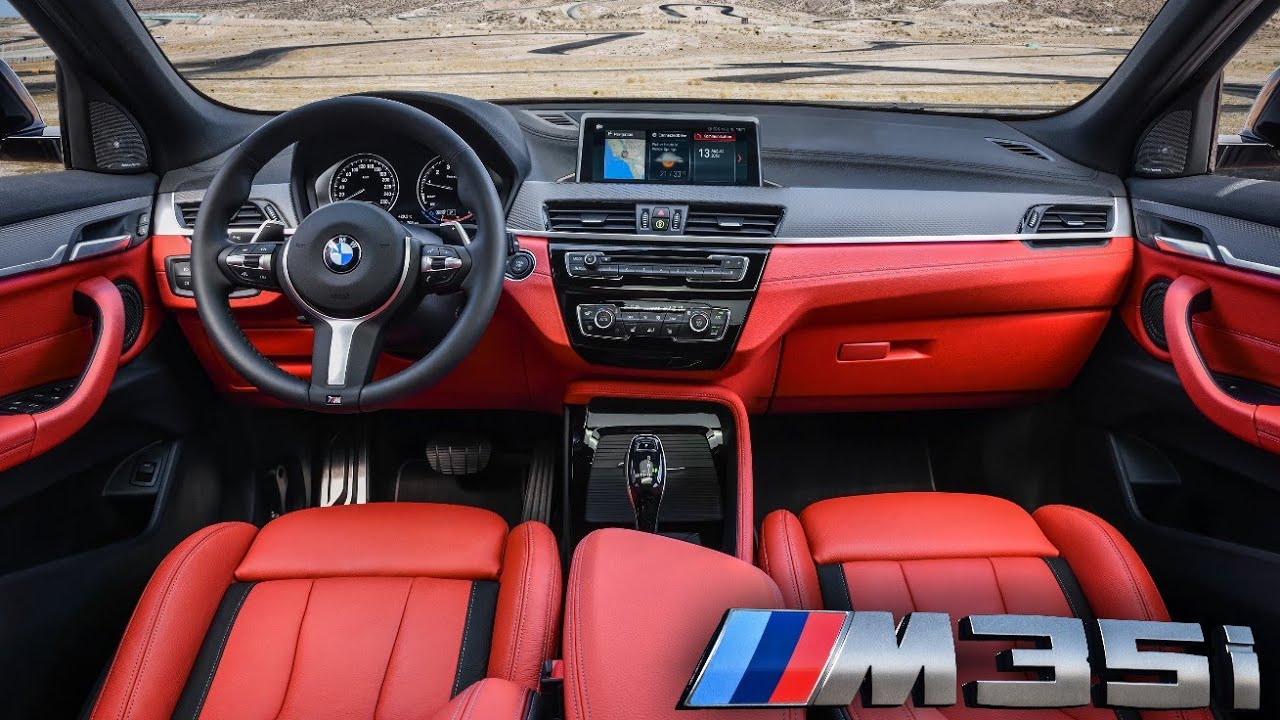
[624, 434, 667, 533]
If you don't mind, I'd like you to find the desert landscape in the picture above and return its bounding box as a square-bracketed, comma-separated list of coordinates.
[1, 0, 1277, 176]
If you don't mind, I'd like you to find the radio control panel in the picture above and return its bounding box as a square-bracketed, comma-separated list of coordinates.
[564, 250, 749, 284]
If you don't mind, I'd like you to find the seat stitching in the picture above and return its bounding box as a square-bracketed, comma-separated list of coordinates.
[540, 534, 557, 661]
[781, 515, 804, 608]
[510, 688, 529, 720]
[1063, 507, 1154, 620]
[121, 524, 240, 720]
[188, 583, 253, 720]
[896, 561, 919, 612]
[454, 581, 481, 696]
[988, 557, 1008, 614]
[460, 680, 483, 720]
[373, 578, 414, 719]
[506, 524, 533, 679]
[272, 578, 315, 720]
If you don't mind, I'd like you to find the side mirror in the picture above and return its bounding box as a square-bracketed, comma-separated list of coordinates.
[1241, 66, 1280, 148]
[0, 58, 44, 140]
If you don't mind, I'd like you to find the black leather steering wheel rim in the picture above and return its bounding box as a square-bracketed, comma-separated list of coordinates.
[191, 96, 506, 412]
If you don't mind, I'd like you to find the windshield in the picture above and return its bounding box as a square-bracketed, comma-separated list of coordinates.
[119, 2, 1163, 113]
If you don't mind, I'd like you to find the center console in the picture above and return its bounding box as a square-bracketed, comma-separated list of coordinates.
[550, 244, 769, 369]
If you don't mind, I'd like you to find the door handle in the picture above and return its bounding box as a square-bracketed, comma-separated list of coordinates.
[1152, 234, 1216, 262]
[68, 234, 133, 262]
[1163, 275, 1280, 453]
[0, 277, 124, 472]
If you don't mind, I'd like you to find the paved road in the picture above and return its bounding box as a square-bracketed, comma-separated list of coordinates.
[528, 31, 644, 55]
[659, 4, 746, 21]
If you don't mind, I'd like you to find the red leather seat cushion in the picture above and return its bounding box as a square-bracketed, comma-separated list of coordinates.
[760, 492, 1208, 720]
[90, 503, 559, 720]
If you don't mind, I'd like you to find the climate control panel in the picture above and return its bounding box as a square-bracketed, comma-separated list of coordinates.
[576, 303, 732, 342]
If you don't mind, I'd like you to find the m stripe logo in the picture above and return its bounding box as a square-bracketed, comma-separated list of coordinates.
[683, 609, 848, 708]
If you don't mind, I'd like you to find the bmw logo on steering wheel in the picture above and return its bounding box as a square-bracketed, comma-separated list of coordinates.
[323, 235, 361, 274]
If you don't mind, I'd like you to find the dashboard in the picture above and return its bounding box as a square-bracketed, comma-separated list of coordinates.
[148, 92, 1138, 414]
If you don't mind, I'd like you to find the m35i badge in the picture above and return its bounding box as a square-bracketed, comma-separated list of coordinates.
[681, 609, 1260, 711]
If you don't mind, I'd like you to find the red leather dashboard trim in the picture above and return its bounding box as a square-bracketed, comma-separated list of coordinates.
[0, 277, 125, 472]
[564, 380, 755, 563]
[1123, 242, 1280, 392]
[155, 234, 1131, 414]
[1163, 275, 1280, 453]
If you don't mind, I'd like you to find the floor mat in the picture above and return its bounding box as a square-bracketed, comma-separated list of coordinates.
[393, 459, 526, 527]
[751, 414, 936, 523]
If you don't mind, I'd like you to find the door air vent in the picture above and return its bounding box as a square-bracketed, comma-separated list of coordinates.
[544, 202, 637, 233]
[530, 110, 579, 129]
[177, 200, 275, 230]
[1027, 204, 1113, 234]
[684, 205, 783, 237]
[987, 137, 1053, 161]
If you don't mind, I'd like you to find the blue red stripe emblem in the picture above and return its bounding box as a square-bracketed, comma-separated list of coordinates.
[682, 609, 850, 708]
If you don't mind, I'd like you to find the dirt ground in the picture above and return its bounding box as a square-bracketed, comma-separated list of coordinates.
[2, 1, 1278, 177]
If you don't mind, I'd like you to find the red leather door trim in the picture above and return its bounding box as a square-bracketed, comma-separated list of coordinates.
[0, 277, 125, 472]
[1163, 275, 1280, 453]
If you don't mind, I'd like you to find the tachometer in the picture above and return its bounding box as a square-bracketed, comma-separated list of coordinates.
[417, 156, 474, 223]
[329, 153, 399, 210]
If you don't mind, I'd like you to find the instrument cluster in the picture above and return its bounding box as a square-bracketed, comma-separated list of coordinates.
[314, 150, 475, 225]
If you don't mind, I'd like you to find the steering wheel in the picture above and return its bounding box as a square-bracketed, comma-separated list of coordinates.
[191, 96, 506, 412]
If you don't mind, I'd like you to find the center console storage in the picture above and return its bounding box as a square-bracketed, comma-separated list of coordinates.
[564, 397, 743, 557]
[550, 244, 768, 370]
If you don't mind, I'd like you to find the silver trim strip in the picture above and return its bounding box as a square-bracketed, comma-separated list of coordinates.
[1154, 235, 1216, 261]
[513, 229, 1123, 246]
[0, 244, 66, 279]
[1218, 245, 1280, 278]
[68, 234, 133, 262]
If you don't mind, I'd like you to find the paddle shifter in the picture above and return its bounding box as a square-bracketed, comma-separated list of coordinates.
[624, 434, 667, 533]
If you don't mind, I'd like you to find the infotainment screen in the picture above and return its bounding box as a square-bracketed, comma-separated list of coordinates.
[577, 114, 761, 186]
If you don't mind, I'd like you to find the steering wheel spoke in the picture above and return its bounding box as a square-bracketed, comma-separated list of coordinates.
[307, 316, 386, 409]
[406, 223, 472, 294]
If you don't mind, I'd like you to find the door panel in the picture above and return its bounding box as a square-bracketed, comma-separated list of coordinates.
[1077, 173, 1280, 712]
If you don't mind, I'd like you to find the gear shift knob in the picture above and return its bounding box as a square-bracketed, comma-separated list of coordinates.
[624, 434, 667, 533]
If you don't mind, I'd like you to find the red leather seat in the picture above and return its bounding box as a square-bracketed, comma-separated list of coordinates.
[759, 492, 1210, 720]
[88, 503, 560, 720]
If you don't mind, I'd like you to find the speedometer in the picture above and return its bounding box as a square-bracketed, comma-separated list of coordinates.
[329, 153, 399, 210]
[416, 156, 474, 223]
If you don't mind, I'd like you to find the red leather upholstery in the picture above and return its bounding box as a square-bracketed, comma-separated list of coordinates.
[89, 523, 258, 720]
[91, 503, 560, 720]
[428, 678, 533, 720]
[760, 492, 1209, 720]
[564, 529, 800, 720]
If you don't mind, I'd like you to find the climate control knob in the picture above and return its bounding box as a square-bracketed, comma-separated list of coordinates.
[593, 307, 617, 330]
[688, 311, 711, 334]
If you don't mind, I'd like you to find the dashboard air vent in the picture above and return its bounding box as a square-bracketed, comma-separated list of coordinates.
[544, 202, 636, 233]
[987, 137, 1053, 161]
[177, 201, 271, 230]
[1028, 204, 1112, 234]
[684, 205, 783, 237]
[531, 110, 579, 129]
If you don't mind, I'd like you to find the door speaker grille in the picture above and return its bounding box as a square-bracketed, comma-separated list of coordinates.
[1135, 111, 1191, 177]
[89, 101, 148, 172]
[115, 280, 144, 353]
[1141, 279, 1172, 351]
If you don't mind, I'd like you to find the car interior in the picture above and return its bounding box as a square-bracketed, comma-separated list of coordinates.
[2, 0, 1280, 717]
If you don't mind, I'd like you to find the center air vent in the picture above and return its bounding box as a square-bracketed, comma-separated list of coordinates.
[987, 137, 1053, 161]
[1024, 204, 1112, 234]
[177, 200, 275, 230]
[545, 202, 637, 233]
[684, 205, 783, 237]
[530, 110, 579, 129]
